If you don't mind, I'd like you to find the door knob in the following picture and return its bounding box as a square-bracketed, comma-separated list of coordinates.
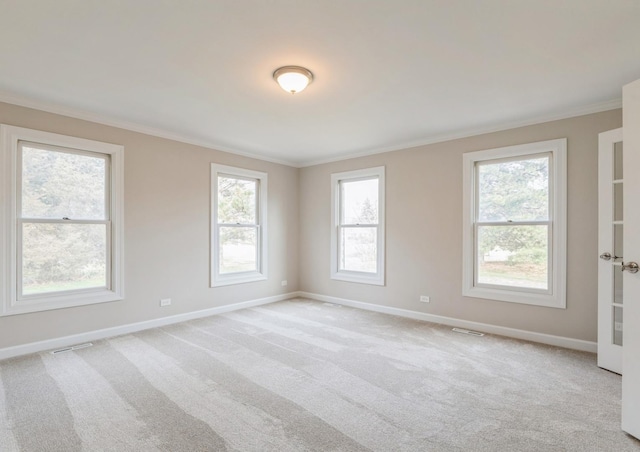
[600, 252, 612, 261]
[622, 262, 639, 273]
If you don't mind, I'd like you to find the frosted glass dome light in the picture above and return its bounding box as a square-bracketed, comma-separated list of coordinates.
[273, 66, 313, 94]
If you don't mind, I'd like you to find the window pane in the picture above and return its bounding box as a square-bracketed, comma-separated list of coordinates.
[218, 176, 256, 224]
[614, 264, 623, 304]
[477, 155, 549, 222]
[341, 178, 378, 224]
[614, 141, 623, 180]
[340, 227, 377, 273]
[219, 226, 257, 274]
[477, 225, 548, 290]
[22, 223, 107, 295]
[614, 224, 623, 260]
[21, 144, 107, 220]
[614, 182, 623, 221]
[613, 306, 623, 346]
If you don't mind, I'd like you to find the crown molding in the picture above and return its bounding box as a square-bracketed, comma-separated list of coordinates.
[299, 98, 622, 167]
[0, 90, 298, 168]
[0, 90, 621, 169]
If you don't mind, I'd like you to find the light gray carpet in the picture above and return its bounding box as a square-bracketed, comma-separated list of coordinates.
[1, 298, 639, 451]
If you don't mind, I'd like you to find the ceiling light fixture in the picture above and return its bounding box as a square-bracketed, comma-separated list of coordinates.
[273, 66, 313, 94]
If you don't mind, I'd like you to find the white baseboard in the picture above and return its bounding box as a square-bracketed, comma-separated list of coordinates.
[296, 291, 597, 353]
[2, 290, 597, 360]
[0, 292, 297, 361]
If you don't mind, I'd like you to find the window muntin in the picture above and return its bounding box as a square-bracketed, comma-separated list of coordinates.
[1, 125, 124, 316]
[462, 139, 566, 308]
[331, 167, 385, 285]
[211, 164, 267, 286]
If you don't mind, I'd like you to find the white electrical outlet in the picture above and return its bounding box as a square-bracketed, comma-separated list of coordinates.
[419, 295, 430, 303]
[160, 298, 172, 307]
[615, 322, 623, 332]
[281, 280, 288, 286]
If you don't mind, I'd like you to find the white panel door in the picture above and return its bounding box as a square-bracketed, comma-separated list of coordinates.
[622, 78, 640, 440]
[598, 128, 623, 374]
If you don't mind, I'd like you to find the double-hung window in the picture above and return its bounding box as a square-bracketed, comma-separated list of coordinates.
[331, 166, 385, 285]
[462, 139, 566, 308]
[0, 125, 124, 316]
[211, 164, 267, 286]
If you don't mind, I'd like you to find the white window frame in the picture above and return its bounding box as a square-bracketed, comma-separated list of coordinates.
[211, 164, 267, 287]
[0, 125, 125, 316]
[331, 166, 385, 285]
[462, 139, 567, 308]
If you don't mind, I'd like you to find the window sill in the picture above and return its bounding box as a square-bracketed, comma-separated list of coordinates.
[331, 271, 384, 286]
[2, 288, 124, 317]
[211, 272, 267, 287]
[463, 285, 565, 309]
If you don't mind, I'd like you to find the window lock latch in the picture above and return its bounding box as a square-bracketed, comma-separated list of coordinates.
[62, 217, 70, 220]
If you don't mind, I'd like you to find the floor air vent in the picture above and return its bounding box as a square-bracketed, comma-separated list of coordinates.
[452, 328, 485, 337]
[51, 343, 93, 354]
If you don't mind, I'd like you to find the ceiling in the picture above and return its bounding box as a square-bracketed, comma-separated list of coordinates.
[1, 1, 639, 167]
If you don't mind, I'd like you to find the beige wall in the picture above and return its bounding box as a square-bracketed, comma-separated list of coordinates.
[0, 102, 622, 349]
[299, 109, 622, 342]
[0, 102, 299, 349]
